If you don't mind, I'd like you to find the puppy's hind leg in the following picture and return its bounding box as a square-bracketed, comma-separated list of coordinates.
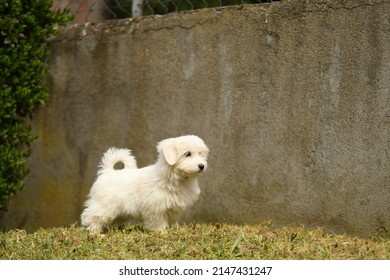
[81, 212, 109, 234]
[87, 221, 104, 234]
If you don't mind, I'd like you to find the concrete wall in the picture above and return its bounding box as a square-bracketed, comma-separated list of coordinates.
[1, 0, 389, 237]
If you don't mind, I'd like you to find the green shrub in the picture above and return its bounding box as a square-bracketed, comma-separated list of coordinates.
[0, 0, 72, 210]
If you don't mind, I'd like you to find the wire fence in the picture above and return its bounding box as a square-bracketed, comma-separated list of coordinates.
[52, 0, 278, 24]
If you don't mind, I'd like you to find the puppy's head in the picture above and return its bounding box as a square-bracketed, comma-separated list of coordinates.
[157, 135, 209, 178]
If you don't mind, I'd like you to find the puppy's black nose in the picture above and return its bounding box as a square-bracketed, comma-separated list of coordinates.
[198, 164, 205, 171]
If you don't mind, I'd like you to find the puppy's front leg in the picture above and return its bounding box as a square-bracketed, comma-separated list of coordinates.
[144, 214, 170, 231]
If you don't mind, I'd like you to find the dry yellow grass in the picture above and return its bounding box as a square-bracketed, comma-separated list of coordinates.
[1, 223, 389, 259]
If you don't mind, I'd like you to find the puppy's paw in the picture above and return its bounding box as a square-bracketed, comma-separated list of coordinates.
[87, 224, 104, 235]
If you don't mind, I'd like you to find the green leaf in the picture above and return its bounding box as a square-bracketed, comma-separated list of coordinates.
[0, 0, 72, 210]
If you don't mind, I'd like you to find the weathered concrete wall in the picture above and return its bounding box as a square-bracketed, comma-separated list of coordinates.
[1, 0, 389, 237]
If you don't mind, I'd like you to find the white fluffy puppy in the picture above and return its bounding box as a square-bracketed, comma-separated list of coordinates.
[80, 135, 209, 233]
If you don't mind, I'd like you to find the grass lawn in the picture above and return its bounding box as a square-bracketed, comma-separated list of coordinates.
[1, 223, 389, 260]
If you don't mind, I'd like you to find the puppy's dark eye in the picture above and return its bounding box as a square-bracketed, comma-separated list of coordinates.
[184, 152, 192, 157]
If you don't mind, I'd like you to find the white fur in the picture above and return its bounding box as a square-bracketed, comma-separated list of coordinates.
[80, 135, 209, 233]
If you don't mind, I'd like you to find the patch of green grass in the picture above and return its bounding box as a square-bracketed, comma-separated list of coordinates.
[1, 223, 389, 259]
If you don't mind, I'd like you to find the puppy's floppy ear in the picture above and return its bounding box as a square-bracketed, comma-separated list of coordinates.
[158, 139, 177, 165]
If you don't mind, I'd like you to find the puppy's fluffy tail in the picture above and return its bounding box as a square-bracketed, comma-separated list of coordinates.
[97, 147, 137, 175]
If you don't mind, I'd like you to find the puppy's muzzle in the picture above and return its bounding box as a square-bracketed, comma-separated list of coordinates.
[198, 164, 205, 171]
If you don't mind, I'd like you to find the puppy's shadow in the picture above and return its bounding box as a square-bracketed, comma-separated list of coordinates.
[118, 224, 148, 234]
